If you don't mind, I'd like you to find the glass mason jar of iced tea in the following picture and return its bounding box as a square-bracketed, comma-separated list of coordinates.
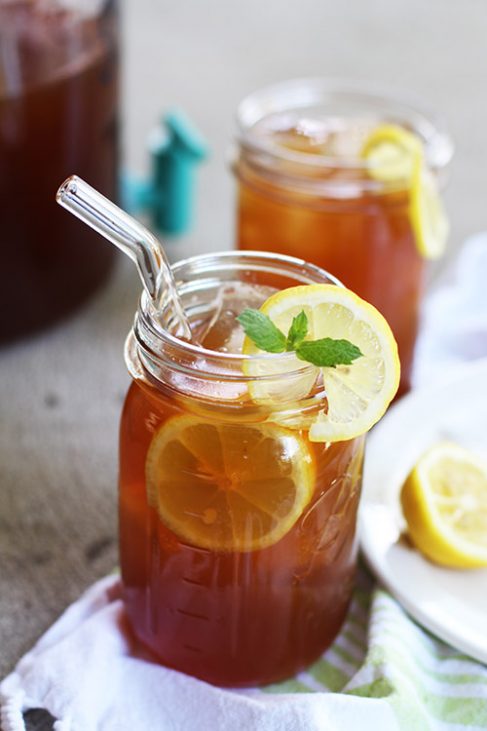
[0, 0, 119, 342]
[234, 79, 453, 395]
[120, 251, 365, 687]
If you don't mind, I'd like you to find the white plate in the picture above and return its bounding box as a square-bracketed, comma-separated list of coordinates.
[360, 357, 487, 663]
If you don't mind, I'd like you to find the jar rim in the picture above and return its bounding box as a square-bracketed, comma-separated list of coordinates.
[236, 77, 454, 174]
[130, 250, 341, 385]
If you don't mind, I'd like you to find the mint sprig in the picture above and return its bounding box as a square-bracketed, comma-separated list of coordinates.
[237, 309, 363, 368]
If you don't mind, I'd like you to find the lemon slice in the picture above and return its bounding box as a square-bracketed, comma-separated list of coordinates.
[401, 442, 487, 568]
[145, 414, 315, 552]
[242, 284, 400, 442]
[362, 123, 421, 182]
[361, 124, 449, 260]
[410, 161, 450, 260]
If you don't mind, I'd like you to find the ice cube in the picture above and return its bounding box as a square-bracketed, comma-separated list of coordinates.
[169, 357, 248, 402]
[199, 282, 276, 354]
[255, 110, 379, 159]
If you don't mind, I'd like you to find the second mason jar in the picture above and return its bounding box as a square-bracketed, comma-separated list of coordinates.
[233, 78, 453, 395]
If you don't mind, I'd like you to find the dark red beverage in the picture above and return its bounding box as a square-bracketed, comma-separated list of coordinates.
[0, 1, 119, 342]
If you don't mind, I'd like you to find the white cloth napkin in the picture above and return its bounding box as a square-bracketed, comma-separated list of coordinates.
[3, 234, 487, 731]
[0, 576, 399, 731]
[413, 232, 487, 386]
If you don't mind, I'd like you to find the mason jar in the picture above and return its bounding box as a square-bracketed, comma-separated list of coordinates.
[119, 251, 365, 687]
[233, 78, 453, 395]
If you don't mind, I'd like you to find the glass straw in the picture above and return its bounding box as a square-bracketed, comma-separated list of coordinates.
[56, 175, 194, 340]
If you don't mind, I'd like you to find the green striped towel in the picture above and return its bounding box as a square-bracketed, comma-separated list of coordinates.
[265, 566, 487, 730]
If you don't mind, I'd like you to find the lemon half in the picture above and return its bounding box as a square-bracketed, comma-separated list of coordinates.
[401, 442, 487, 568]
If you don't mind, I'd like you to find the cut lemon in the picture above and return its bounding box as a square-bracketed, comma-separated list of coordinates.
[145, 414, 315, 552]
[362, 123, 421, 182]
[361, 124, 449, 260]
[401, 442, 487, 568]
[242, 284, 400, 442]
[410, 161, 450, 260]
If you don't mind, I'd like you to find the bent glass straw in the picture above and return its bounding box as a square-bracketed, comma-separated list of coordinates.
[56, 175, 194, 341]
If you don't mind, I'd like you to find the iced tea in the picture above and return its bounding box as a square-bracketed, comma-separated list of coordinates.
[119, 253, 365, 687]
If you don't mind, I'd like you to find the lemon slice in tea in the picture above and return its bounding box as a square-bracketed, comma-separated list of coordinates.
[362, 123, 449, 260]
[242, 284, 400, 442]
[409, 161, 450, 260]
[146, 415, 315, 552]
[401, 442, 487, 568]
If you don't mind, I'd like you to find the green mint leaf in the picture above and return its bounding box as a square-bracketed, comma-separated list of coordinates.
[237, 309, 286, 353]
[238, 307, 363, 368]
[296, 338, 363, 367]
[286, 311, 308, 351]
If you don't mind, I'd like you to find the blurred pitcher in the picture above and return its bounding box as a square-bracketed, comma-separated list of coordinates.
[0, 0, 119, 342]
